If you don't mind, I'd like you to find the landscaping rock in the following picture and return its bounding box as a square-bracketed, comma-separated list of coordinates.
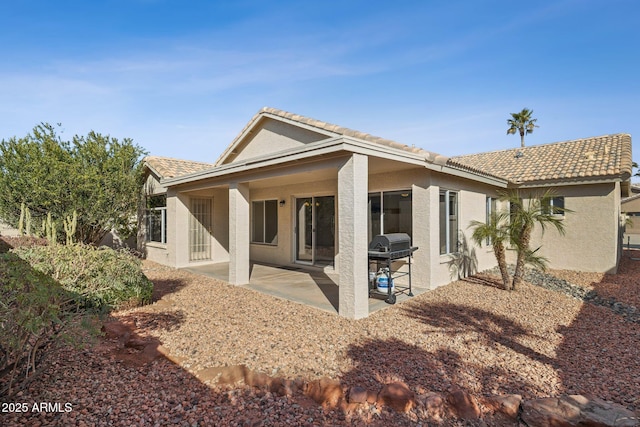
[446, 387, 481, 420]
[346, 386, 368, 404]
[303, 378, 343, 408]
[421, 392, 447, 420]
[485, 266, 640, 324]
[521, 394, 639, 427]
[377, 382, 415, 413]
[483, 394, 522, 419]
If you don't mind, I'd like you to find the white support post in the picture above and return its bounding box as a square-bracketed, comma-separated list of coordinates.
[229, 182, 250, 285]
[338, 153, 369, 319]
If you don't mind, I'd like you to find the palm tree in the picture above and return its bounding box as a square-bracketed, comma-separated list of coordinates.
[503, 189, 569, 289]
[469, 210, 511, 289]
[507, 108, 539, 147]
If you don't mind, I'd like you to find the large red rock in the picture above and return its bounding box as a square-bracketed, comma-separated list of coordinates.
[421, 392, 447, 421]
[347, 386, 368, 404]
[521, 394, 639, 427]
[303, 378, 343, 408]
[446, 388, 481, 420]
[377, 382, 415, 413]
[483, 394, 522, 419]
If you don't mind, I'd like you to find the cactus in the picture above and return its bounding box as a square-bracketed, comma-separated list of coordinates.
[18, 202, 25, 235]
[25, 208, 32, 237]
[43, 212, 57, 245]
[63, 211, 77, 245]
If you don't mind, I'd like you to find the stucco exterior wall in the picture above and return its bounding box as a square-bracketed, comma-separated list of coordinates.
[228, 119, 328, 164]
[528, 182, 619, 273]
[428, 172, 501, 289]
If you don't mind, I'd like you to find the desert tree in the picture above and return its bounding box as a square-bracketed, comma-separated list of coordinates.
[0, 123, 147, 245]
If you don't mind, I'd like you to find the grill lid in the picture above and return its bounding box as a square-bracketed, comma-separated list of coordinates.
[369, 233, 411, 252]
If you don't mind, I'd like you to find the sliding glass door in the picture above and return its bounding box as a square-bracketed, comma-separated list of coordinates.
[295, 196, 335, 266]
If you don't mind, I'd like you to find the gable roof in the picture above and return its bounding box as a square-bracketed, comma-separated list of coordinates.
[144, 156, 214, 179]
[215, 106, 449, 166]
[447, 133, 632, 185]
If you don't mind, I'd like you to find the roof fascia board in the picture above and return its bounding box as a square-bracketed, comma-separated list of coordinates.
[428, 164, 509, 187]
[508, 177, 623, 189]
[163, 137, 429, 187]
[143, 163, 164, 181]
[173, 155, 349, 193]
[164, 138, 347, 186]
[260, 112, 338, 138]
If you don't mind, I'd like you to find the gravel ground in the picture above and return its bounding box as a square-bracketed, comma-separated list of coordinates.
[3, 251, 640, 426]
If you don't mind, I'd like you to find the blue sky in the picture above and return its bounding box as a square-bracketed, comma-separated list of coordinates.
[1, 0, 639, 179]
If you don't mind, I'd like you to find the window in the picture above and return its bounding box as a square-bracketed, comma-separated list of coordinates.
[146, 194, 167, 244]
[543, 196, 565, 216]
[439, 190, 458, 254]
[486, 196, 497, 245]
[368, 190, 412, 241]
[252, 200, 278, 244]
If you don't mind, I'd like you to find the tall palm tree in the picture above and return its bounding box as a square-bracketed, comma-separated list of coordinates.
[469, 211, 511, 289]
[507, 108, 539, 147]
[503, 189, 569, 289]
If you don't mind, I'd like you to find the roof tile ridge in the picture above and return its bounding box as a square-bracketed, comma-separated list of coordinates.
[145, 155, 213, 165]
[451, 133, 630, 159]
[261, 106, 445, 162]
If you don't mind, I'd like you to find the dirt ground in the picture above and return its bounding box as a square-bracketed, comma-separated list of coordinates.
[3, 250, 640, 426]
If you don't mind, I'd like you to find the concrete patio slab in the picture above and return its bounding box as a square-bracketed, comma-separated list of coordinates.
[182, 262, 427, 315]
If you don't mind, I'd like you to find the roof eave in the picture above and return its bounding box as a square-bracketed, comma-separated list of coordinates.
[508, 174, 630, 189]
[164, 137, 434, 187]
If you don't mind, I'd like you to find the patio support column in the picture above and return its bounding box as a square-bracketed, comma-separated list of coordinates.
[338, 153, 369, 319]
[229, 182, 250, 285]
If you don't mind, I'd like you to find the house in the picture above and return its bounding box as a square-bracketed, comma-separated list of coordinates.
[622, 186, 640, 236]
[141, 107, 632, 318]
[448, 133, 632, 272]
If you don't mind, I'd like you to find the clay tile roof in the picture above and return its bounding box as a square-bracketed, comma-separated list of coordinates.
[447, 134, 632, 184]
[144, 156, 214, 179]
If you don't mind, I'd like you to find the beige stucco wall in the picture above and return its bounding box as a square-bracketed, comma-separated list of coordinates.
[427, 172, 502, 289]
[527, 182, 619, 273]
[227, 119, 328, 164]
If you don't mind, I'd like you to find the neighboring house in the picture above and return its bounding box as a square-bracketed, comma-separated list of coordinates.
[622, 190, 640, 235]
[141, 107, 632, 318]
[448, 133, 632, 273]
[0, 220, 20, 237]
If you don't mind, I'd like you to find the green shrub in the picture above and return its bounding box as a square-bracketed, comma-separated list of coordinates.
[13, 244, 153, 311]
[0, 251, 86, 396]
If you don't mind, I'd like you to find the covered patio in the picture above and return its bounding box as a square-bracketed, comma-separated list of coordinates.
[183, 262, 427, 314]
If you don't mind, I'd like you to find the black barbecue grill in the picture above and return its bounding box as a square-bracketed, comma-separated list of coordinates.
[368, 233, 418, 304]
